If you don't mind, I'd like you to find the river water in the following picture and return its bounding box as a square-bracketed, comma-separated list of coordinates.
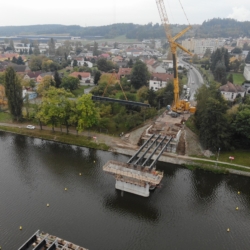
[1, 132, 250, 250]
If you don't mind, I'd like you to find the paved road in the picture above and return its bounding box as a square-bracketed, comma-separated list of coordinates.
[180, 59, 204, 101]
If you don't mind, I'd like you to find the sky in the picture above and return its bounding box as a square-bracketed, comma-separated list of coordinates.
[0, 0, 250, 27]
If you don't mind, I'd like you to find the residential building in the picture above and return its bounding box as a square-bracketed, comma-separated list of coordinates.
[37, 72, 54, 83]
[117, 68, 132, 79]
[242, 82, 250, 95]
[237, 37, 250, 48]
[69, 72, 91, 82]
[243, 64, 250, 81]
[149, 73, 173, 91]
[219, 82, 245, 101]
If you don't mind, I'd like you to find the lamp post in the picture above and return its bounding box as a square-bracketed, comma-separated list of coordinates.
[215, 147, 220, 167]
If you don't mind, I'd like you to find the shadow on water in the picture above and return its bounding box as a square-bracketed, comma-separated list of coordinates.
[191, 169, 223, 202]
[103, 190, 160, 222]
[225, 175, 250, 209]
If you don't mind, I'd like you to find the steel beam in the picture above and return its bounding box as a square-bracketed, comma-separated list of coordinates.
[149, 137, 172, 169]
[127, 134, 154, 163]
[134, 134, 161, 165]
[92, 95, 150, 107]
[142, 136, 166, 167]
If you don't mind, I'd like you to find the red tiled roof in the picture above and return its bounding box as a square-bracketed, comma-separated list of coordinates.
[70, 72, 91, 78]
[118, 68, 132, 78]
[151, 73, 173, 81]
[220, 81, 245, 93]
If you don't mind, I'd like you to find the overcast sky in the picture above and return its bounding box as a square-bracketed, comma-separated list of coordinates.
[0, 0, 249, 27]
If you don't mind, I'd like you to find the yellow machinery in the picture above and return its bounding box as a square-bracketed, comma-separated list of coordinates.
[156, 0, 196, 113]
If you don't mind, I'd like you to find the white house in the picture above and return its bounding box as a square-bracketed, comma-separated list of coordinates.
[149, 73, 173, 91]
[243, 64, 250, 81]
[220, 82, 245, 101]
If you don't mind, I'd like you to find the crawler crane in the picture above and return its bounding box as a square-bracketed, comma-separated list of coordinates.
[156, 0, 196, 113]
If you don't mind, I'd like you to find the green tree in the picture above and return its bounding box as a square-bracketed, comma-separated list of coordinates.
[54, 71, 61, 88]
[16, 56, 24, 65]
[245, 51, 250, 64]
[228, 73, 233, 83]
[11, 56, 17, 64]
[60, 76, 79, 91]
[76, 94, 99, 131]
[214, 60, 226, 83]
[94, 71, 101, 84]
[127, 59, 134, 68]
[36, 87, 72, 132]
[4, 67, 23, 121]
[48, 38, 55, 55]
[73, 60, 78, 67]
[29, 56, 43, 71]
[9, 40, 15, 51]
[97, 58, 115, 72]
[93, 41, 99, 56]
[130, 60, 149, 89]
[29, 47, 33, 55]
[232, 104, 250, 140]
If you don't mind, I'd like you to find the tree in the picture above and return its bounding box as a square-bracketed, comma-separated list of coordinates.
[127, 59, 134, 68]
[245, 51, 250, 64]
[29, 47, 33, 55]
[137, 86, 149, 102]
[16, 56, 24, 65]
[73, 60, 78, 67]
[4, 67, 23, 121]
[214, 60, 226, 83]
[37, 75, 55, 95]
[97, 58, 115, 72]
[48, 38, 55, 55]
[11, 56, 17, 64]
[54, 71, 61, 88]
[232, 104, 250, 140]
[33, 45, 40, 55]
[36, 87, 73, 132]
[130, 60, 149, 89]
[75, 94, 99, 132]
[29, 56, 43, 71]
[60, 76, 79, 91]
[9, 40, 15, 51]
[94, 71, 101, 84]
[93, 41, 99, 56]
[195, 83, 230, 150]
[228, 73, 233, 83]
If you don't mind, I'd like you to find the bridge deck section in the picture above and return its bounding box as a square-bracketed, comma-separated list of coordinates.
[103, 160, 163, 185]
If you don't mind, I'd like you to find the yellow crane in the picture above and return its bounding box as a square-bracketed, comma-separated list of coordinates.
[156, 0, 196, 113]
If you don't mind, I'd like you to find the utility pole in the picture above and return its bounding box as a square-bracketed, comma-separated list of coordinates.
[215, 148, 220, 167]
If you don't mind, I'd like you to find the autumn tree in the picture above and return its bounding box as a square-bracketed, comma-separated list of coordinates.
[37, 75, 56, 96]
[4, 67, 23, 121]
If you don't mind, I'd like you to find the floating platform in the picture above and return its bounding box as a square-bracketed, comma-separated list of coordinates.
[103, 160, 163, 197]
[18, 230, 88, 250]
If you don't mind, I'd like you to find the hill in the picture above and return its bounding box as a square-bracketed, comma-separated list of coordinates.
[0, 19, 249, 40]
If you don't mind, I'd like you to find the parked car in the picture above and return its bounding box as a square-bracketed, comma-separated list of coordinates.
[26, 125, 35, 129]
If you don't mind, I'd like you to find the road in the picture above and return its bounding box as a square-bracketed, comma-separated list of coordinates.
[180, 59, 204, 101]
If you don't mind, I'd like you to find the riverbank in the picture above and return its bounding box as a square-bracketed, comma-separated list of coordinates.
[0, 122, 249, 177]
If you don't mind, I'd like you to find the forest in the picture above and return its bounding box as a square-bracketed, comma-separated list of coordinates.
[0, 18, 250, 40]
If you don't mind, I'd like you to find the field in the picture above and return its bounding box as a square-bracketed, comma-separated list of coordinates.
[0, 112, 12, 123]
[231, 73, 246, 85]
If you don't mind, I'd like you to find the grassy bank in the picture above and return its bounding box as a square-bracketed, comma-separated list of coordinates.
[0, 125, 109, 151]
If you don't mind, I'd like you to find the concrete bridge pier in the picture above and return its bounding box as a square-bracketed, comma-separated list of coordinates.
[115, 180, 150, 197]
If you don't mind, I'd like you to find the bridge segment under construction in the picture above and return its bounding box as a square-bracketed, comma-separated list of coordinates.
[103, 135, 172, 197]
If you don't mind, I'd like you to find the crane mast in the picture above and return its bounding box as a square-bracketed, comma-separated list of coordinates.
[156, 0, 195, 113]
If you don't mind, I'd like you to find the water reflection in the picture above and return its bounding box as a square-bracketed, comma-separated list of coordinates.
[191, 169, 223, 202]
[103, 191, 160, 222]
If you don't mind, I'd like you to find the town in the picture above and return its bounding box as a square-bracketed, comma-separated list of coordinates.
[1, 12, 250, 249]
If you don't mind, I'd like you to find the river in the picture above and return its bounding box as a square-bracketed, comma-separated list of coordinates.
[1, 132, 250, 250]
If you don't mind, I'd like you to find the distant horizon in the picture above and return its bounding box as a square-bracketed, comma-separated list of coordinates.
[0, 17, 247, 29]
[0, 0, 249, 27]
